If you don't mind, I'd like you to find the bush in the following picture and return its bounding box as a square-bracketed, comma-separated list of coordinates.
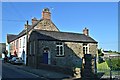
[106, 57, 120, 70]
[98, 49, 104, 56]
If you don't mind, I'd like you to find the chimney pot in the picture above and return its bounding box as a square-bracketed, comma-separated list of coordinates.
[83, 27, 89, 36]
[42, 8, 51, 20]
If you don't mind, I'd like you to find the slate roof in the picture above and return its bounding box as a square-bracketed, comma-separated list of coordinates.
[7, 34, 18, 43]
[7, 19, 59, 43]
[7, 19, 97, 43]
[32, 29, 97, 43]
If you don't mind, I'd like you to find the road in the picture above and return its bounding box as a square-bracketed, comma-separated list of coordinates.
[2, 61, 47, 80]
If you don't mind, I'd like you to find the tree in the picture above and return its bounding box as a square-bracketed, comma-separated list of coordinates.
[98, 49, 104, 56]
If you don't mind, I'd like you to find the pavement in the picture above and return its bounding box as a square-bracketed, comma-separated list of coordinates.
[4, 63, 77, 80]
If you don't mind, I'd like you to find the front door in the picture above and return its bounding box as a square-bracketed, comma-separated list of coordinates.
[43, 52, 48, 64]
[43, 48, 50, 64]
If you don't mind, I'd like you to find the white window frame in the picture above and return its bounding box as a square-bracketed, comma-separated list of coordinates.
[83, 43, 89, 54]
[20, 39, 21, 48]
[16, 40, 18, 49]
[23, 37, 25, 48]
[56, 42, 64, 56]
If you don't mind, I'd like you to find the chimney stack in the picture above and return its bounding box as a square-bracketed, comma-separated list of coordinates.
[83, 27, 89, 36]
[42, 8, 51, 20]
[32, 17, 38, 25]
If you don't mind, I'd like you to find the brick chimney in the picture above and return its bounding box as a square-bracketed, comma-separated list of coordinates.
[83, 27, 89, 36]
[42, 8, 51, 20]
[32, 17, 38, 25]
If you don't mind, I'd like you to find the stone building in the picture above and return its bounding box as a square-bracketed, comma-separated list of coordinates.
[6, 8, 59, 64]
[7, 8, 98, 77]
[28, 29, 98, 69]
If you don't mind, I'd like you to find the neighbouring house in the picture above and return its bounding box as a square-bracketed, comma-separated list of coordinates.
[0, 43, 6, 53]
[103, 51, 120, 58]
[6, 8, 98, 76]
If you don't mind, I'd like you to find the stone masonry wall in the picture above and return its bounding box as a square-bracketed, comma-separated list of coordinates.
[37, 41, 84, 68]
[35, 41, 98, 68]
[34, 19, 59, 31]
[89, 43, 98, 55]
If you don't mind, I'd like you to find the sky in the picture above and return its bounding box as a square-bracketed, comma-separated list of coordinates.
[1, 2, 118, 51]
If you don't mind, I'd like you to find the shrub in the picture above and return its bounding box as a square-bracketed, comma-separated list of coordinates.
[106, 57, 120, 70]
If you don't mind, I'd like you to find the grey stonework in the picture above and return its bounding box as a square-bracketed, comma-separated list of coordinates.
[28, 39, 97, 69]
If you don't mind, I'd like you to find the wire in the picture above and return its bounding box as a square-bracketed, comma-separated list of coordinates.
[8, 2, 26, 20]
[0, 19, 26, 22]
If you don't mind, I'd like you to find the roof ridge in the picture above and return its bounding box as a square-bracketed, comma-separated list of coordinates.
[32, 30, 98, 43]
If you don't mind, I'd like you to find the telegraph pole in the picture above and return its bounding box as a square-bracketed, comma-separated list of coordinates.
[26, 20, 28, 66]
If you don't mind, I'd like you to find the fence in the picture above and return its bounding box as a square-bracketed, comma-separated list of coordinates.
[97, 69, 120, 79]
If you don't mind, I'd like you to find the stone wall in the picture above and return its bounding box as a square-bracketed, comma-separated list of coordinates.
[28, 38, 97, 68]
[36, 41, 89, 68]
[89, 43, 98, 55]
[34, 19, 59, 31]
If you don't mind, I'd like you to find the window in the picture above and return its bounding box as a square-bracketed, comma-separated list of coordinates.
[56, 42, 64, 56]
[83, 43, 89, 54]
[23, 37, 25, 48]
[16, 40, 18, 49]
[20, 39, 21, 48]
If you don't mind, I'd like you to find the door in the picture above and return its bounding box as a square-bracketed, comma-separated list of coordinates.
[43, 52, 48, 64]
[43, 47, 50, 64]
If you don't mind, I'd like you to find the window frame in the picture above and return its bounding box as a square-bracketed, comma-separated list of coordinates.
[83, 43, 89, 54]
[20, 39, 21, 48]
[23, 37, 25, 48]
[56, 42, 64, 57]
[16, 40, 18, 49]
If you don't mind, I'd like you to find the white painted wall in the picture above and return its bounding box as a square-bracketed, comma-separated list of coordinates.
[18, 35, 27, 64]
[8, 34, 27, 64]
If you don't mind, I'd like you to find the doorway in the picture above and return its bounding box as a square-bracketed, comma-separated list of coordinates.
[43, 47, 50, 64]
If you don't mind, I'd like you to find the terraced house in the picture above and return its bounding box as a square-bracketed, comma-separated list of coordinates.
[6, 8, 98, 75]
